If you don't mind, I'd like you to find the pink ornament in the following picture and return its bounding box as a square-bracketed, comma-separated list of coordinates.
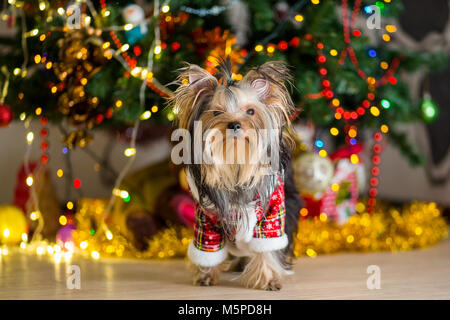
[171, 194, 195, 227]
[56, 224, 76, 249]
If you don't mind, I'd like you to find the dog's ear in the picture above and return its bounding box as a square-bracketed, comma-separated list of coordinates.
[169, 64, 218, 129]
[241, 61, 295, 125]
[185, 64, 218, 93]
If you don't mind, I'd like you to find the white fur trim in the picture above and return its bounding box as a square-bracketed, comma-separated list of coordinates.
[187, 241, 228, 267]
[248, 234, 288, 252]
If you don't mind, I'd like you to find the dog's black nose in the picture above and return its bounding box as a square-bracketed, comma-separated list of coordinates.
[227, 122, 241, 132]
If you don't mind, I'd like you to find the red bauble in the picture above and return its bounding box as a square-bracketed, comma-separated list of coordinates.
[0, 103, 13, 127]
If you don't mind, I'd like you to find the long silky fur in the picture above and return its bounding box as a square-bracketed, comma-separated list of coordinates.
[240, 250, 292, 290]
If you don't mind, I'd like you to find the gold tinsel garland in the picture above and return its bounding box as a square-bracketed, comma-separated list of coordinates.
[293, 201, 448, 258]
[72, 200, 448, 260]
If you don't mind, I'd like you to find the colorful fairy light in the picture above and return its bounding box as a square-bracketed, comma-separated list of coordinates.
[315, 139, 324, 148]
[294, 14, 304, 22]
[73, 179, 81, 189]
[124, 148, 136, 157]
[140, 111, 151, 120]
[59, 215, 67, 226]
[330, 127, 339, 136]
[381, 99, 391, 109]
[368, 131, 384, 213]
[254, 44, 263, 52]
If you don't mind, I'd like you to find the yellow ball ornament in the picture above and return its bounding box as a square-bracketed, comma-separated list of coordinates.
[0, 205, 28, 245]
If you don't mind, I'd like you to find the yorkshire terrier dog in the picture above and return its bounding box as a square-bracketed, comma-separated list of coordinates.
[169, 58, 302, 290]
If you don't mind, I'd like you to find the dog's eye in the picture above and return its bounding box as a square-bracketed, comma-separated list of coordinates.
[246, 109, 255, 115]
[213, 111, 223, 116]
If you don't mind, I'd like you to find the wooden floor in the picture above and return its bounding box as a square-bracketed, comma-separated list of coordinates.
[1, 238, 450, 300]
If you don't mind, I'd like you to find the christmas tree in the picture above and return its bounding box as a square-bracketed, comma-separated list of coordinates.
[0, 0, 445, 161]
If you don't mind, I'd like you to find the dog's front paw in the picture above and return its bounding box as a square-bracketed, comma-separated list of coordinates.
[193, 266, 220, 286]
[195, 274, 217, 286]
[266, 279, 282, 291]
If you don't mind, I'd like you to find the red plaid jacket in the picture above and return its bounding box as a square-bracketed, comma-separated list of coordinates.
[192, 173, 286, 253]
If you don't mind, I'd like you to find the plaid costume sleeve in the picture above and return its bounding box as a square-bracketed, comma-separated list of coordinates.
[249, 173, 288, 252]
[187, 205, 228, 267]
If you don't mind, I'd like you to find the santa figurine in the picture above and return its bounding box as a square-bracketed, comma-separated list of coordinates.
[295, 143, 364, 224]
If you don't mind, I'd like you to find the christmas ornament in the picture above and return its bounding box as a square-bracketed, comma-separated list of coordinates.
[122, 4, 148, 45]
[321, 159, 359, 224]
[54, 30, 107, 144]
[299, 158, 359, 224]
[0, 205, 27, 245]
[420, 93, 439, 123]
[62, 129, 93, 149]
[294, 152, 334, 195]
[330, 142, 366, 193]
[0, 103, 13, 127]
[155, 185, 195, 227]
[56, 224, 76, 249]
[126, 209, 161, 251]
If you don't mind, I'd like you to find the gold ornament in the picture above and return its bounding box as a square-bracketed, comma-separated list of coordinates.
[0, 205, 27, 245]
[54, 30, 108, 146]
[62, 129, 93, 149]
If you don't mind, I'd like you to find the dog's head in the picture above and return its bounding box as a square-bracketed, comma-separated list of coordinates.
[170, 59, 295, 190]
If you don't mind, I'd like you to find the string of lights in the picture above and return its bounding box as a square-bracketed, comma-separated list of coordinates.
[340, 0, 400, 87]
[23, 120, 45, 243]
[99, 0, 162, 238]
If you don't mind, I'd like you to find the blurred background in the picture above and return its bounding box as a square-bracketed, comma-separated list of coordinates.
[0, 0, 448, 257]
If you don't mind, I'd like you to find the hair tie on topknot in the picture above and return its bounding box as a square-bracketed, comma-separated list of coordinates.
[216, 56, 237, 87]
[227, 77, 236, 87]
